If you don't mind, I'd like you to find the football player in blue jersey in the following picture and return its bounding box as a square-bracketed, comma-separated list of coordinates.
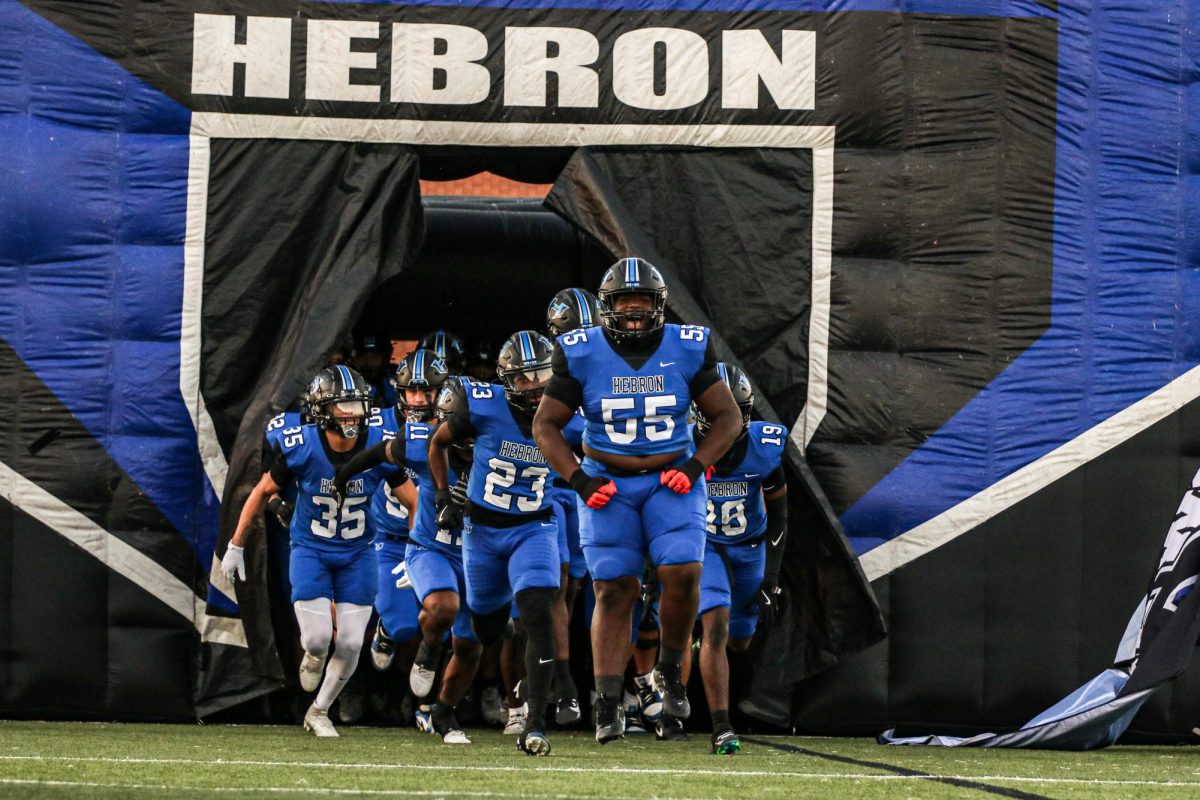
[544, 288, 602, 725]
[366, 351, 450, 674]
[428, 330, 585, 756]
[221, 365, 416, 738]
[533, 258, 743, 744]
[332, 371, 478, 744]
[693, 364, 788, 755]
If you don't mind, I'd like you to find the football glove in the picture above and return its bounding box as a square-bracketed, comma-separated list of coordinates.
[221, 543, 246, 583]
[435, 488, 464, 530]
[754, 582, 783, 631]
[659, 457, 711, 494]
[569, 469, 617, 509]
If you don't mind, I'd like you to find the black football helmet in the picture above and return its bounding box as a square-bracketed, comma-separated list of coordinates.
[435, 377, 475, 460]
[597, 257, 668, 343]
[392, 348, 449, 423]
[496, 330, 554, 414]
[546, 288, 601, 336]
[307, 364, 373, 439]
[695, 362, 754, 440]
[418, 329, 467, 374]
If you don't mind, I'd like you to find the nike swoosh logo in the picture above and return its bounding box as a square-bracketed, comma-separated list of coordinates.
[744, 473, 759, 478]
[538, 657, 553, 664]
[770, 533, 785, 547]
[659, 361, 675, 367]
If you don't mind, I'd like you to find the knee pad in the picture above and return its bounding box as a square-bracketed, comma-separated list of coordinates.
[471, 604, 512, 646]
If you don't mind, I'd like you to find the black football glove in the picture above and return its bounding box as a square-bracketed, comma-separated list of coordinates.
[267, 496, 294, 526]
[449, 475, 470, 510]
[754, 582, 783, 631]
[435, 488, 464, 530]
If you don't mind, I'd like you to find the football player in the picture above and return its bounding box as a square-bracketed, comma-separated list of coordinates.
[419, 328, 468, 377]
[428, 331, 584, 755]
[221, 365, 416, 737]
[333, 371, 478, 744]
[533, 258, 742, 743]
[543, 288, 602, 724]
[694, 364, 788, 755]
[366, 351, 449, 675]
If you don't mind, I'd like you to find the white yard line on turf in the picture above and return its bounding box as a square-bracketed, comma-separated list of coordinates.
[0, 781, 643, 799]
[2, 757, 1200, 788]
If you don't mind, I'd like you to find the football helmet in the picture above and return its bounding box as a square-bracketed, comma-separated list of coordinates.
[546, 288, 601, 336]
[597, 257, 668, 343]
[307, 365, 372, 439]
[497, 330, 554, 415]
[392, 348, 449, 422]
[418, 329, 467, 374]
[435, 377, 475, 460]
[694, 362, 753, 440]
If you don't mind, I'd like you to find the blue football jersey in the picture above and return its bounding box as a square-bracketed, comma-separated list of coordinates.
[559, 323, 710, 457]
[464, 381, 584, 516]
[275, 420, 397, 552]
[705, 421, 787, 544]
[368, 407, 413, 541]
[264, 410, 303, 503]
[407, 419, 465, 555]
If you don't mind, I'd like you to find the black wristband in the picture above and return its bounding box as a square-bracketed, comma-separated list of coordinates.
[675, 457, 706, 483]
[568, 468, 591, 493]
[436, 487, 452, 507]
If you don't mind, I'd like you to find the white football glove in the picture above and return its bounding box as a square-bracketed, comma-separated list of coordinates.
[392, 560, 412, 590]
[221, 543, 246, 583]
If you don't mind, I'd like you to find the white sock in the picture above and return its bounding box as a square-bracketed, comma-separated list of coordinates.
[314, 603, 372, 711]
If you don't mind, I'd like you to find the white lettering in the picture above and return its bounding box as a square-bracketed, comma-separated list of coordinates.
[722, 30, 815, 110]
[504, 27, 599, 108]
[392, 23, 489, 105]
[612, 28, 708, 111]
[192, 14, 291, 98]
[306, 19, 380, 102]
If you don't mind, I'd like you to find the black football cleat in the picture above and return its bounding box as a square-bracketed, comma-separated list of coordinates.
[652, 663, 691, 720]
[656, 714, 689, 742]
[593, 693, 626, 744]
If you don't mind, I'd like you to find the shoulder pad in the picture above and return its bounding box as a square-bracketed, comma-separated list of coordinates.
[754, 421, 789, 451]
[676, 324, 710, 349]
[557, 327, 594, 349]
[406, 422, 433, 441]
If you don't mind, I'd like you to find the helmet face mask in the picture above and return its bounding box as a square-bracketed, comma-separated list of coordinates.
[308, 365, 373, 439]
[598, 258, 668, 343]
[497, 331, 555, 415]
[392, 349, 449, 423]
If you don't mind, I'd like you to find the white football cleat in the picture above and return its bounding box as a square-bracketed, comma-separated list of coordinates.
[298, 652, 326, 693]
[303, 704, 338, 738]
[503, 704, 528, 735]
[442, 728, 472, 745]
[410, 661, 438, 697]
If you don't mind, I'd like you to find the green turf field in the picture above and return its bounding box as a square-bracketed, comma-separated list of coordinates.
[0, 721, 1198, 799]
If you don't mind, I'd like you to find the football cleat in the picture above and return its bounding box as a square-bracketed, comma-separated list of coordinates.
[593, 693, 626, 744]
[656, 714, 689, 742]
[518, 729, 552, 756]
[503, 704, 528, 735]
[634, 675, 664, 723]
[410, 660, 438, 698]
[369, 620, 395, 671]
[481, 685, 507, 726]
[303, 704, 338, 738]
[652, 663, 691, 720]
[298, 651, 326, 693]
[555, 696, 581, 726]
[415, 705, 435, 734]
[711, 729, 741, 755]
[432, 704, 471, 745]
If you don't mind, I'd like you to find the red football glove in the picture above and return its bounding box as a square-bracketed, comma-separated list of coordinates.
[659, 458, 711, 494]
[569, 469, 617, 509]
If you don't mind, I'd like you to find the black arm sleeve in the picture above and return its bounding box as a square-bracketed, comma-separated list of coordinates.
[688, 338, 722, 398]
[335, 440, 390, 482]
[544, 342, 583, 410]
[385, 470, 410, 489]
[763, 493, 789, 587]
[444, 387, 478, 442]
[386, 434, 407, 466]
[761, 465, 786, 494]
[269, 452, 293, 488]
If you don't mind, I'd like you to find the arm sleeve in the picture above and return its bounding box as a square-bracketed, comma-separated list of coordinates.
[269, 451, 293, 488]
[445, 389, 478, 441]
[336, 440, 390, 481]
[763, 493, 789, 587]
[761, 465, 786, 494]
[386, 434, 407, 466]
[544, 342, 583, 410]
[385, 470, 410, 489]
[688, 337, 722, 398]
